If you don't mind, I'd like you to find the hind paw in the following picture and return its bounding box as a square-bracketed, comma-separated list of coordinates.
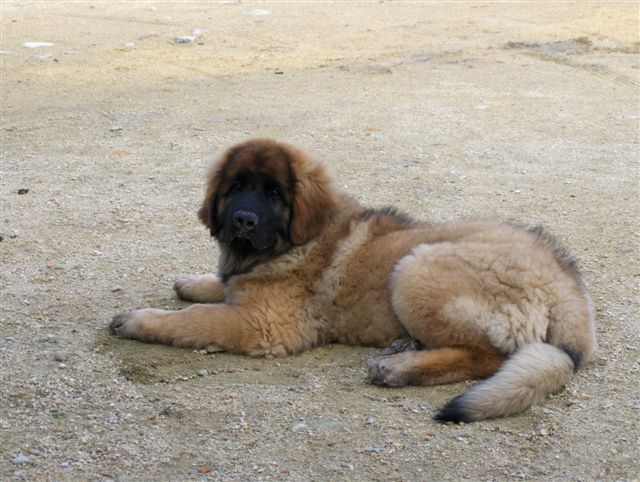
[367, 352, 417, 387]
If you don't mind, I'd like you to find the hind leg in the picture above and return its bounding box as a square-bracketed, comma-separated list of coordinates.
[376, 243, 510, 386]
[368, 346, 504, 387]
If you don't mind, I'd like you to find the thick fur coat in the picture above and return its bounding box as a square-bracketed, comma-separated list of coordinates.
[111, 139, 596, 422]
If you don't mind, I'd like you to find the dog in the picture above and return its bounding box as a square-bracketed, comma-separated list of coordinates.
[111, 138, 596, 422]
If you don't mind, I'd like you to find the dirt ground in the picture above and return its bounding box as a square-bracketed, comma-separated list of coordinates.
[1, 2, 639, 481]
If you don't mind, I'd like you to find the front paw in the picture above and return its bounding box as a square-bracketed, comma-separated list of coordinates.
[173, 275, 200, 301]
[173, 274, 224, 303]
[110, 309, 162, 340]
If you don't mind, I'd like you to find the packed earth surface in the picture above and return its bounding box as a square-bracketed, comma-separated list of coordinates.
[1, 2, 639, 481]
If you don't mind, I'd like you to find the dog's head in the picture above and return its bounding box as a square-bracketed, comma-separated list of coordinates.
[198, 139, 337, 256]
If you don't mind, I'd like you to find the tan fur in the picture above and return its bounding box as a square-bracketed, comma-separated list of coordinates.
[111, 139, 596, 421]
[174, 274, 225, 303]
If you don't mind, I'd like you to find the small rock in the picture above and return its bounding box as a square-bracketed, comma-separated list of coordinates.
[12, 454, 29, 465]
[364, 416, 376, 425]
[3, 228, 19, 239]
[17, 188, 29, 194]
[109, 125, 123, 132]
[196, 369, 209, 377]
[291, 422, 307, 432]
[198, 466, 213, 474]
[248, 9, 271, 16]
[61, 261, 81, 271]
[53, 351, 70, 362]
[228, 391, 240, 399]
[205, 344, 225, 354]
[174, 36, 196, 44]
[22, 42, 54, 48]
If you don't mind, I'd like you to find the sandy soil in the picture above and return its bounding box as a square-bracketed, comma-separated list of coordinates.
[1, 2, 639, 481]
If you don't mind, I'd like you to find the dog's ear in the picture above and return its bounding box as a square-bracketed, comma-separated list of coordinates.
[288, 146, 337, 245]
[198, 154, 227, 237]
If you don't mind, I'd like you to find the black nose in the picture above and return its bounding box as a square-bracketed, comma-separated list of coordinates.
[233, 210, 258, 231]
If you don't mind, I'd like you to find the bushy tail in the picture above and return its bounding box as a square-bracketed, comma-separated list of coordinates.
[435, 342, 576, 423]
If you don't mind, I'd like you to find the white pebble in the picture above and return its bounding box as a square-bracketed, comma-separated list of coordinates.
[12, 454, 29, 464]
[248, 9, 270, 16]
[291, 422, 307, 432]
[174, 36, 196, 44]
[54, 351, 70, 362]
[22, 42, 54, 48]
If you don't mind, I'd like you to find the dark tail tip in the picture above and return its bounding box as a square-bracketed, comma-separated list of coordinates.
[434, 395, 473, 424]
[559, 345, 582, 372]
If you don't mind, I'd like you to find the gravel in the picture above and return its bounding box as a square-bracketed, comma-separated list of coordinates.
[1, 3, 638, 481]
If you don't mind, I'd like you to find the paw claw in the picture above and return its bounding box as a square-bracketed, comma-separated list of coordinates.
[110, 312, 131, 334]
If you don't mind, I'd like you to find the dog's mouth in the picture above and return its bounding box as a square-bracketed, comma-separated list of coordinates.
[230, 235, 255, 249]
[230, 233, 278, 253]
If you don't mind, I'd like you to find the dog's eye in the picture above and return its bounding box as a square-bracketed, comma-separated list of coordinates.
[266, 188, 281, 201]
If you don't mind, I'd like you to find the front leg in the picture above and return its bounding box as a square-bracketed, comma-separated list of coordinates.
[110, 304, 288, 357]
[174, 274, 225, 303]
